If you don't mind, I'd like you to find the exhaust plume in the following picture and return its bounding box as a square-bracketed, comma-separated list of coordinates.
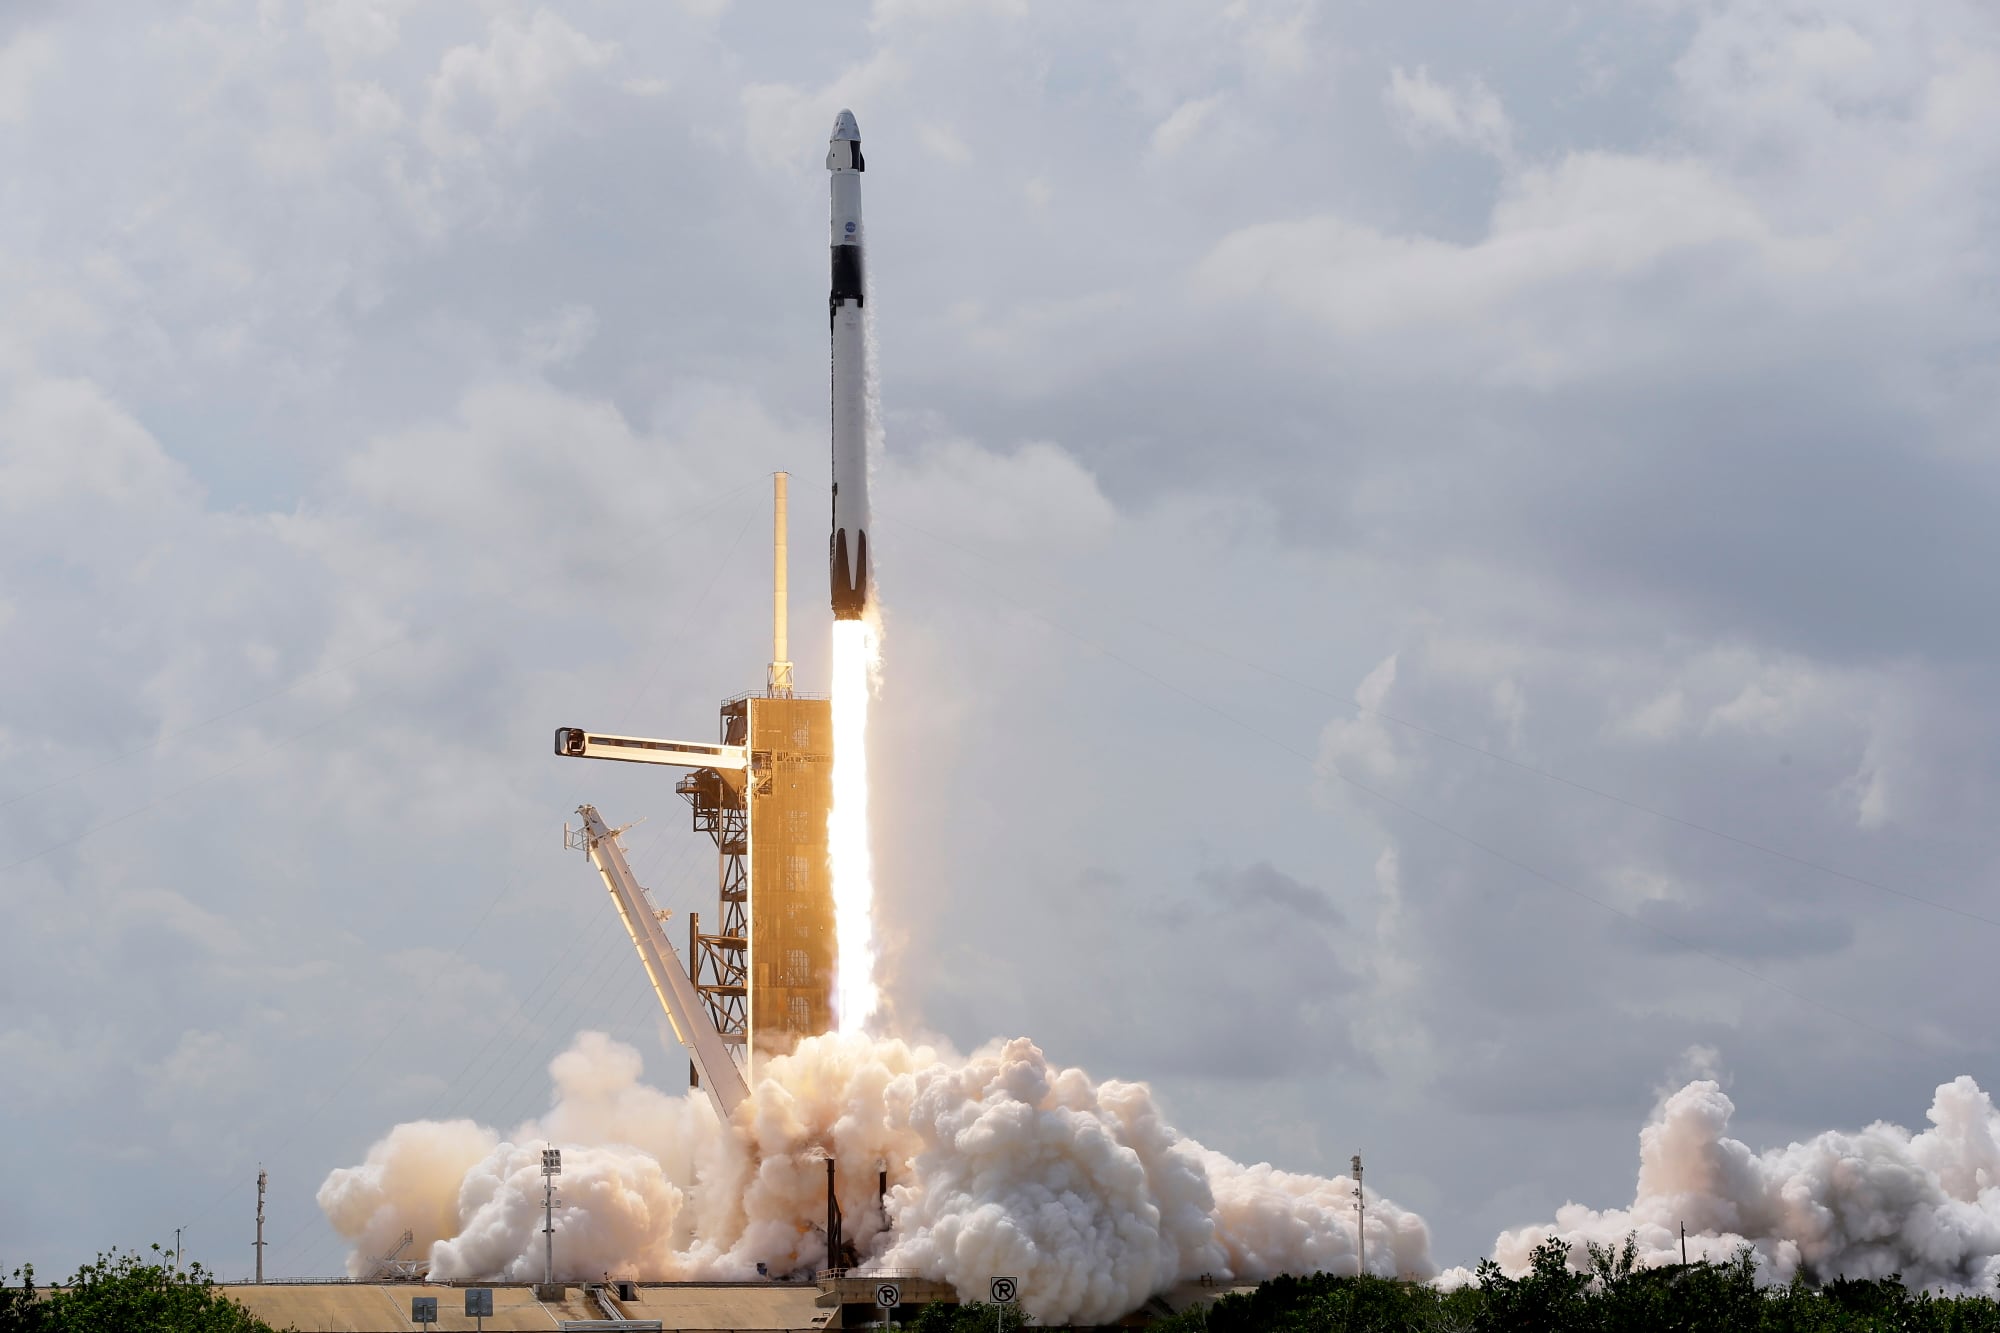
[827, 288, 888, 1034]
[320, 1030, 1435, 1324]
[1451, 1075, 2000, 1292]
[829, 618, 881, 1032]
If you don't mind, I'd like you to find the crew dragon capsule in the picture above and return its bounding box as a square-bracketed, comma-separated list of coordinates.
[827, 109, 871, 621]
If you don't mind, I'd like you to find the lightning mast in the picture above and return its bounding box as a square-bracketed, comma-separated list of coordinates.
[770, 472, 794, 697]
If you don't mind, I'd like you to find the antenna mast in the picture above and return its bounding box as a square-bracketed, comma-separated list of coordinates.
[768, 472, 794, 697]
[1352, 1155, 1365, 1277]
[255, 1170, 267, 1283]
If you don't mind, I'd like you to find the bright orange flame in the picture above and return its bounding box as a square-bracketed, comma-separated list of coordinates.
[829, 618, 880, 1032]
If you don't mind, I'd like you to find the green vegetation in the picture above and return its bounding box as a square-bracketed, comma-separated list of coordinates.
[1154, 1239, 2000, 1333]
[906, 1299, 1040, 1331]
[0, 1247, 279, 1333]
[9, 1240, 1999, 1332]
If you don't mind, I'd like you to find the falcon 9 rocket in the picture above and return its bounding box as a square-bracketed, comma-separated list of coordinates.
[828, 109, 871, 621]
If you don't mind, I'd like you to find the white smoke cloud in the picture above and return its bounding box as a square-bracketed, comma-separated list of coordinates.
[321, 1030, 1435, 1324]
[317, 1032, 714, 1282]
[1446, 1076, 2000, 1293]
[318, 1117, 500, 1275]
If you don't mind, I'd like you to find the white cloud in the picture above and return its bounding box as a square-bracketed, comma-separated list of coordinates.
[520, 303, 598, 369]
[881, 436, 1116, 553]
[1319, 653, 1407, 791]
[740, 49, 907, 174]
[122, 888, 253, 958]
[1846, 749, 1893, 830]
[917, 121, 971, 162]
[334, 80, 405, 136]
[422, 10, 616, 156]
[0, 1021, 123, 1107]
[0, 26, 56, 124]
[871, 0, 1027, 30]
[1193, 150, 1834, 385]
[1150, 92, 1224, 158]
[1226, 0, 1319, 80]
[1703, 663, 1822, 735]
[1615, 688, 1689, 742]
[147, 1030, 253, 1107]
[0, 378, 200, 514]
[305, 0, 409, 61]
[1385, 64, 1514, 161]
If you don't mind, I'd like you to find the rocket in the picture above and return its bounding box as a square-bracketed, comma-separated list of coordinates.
[828, 109, 870, 621]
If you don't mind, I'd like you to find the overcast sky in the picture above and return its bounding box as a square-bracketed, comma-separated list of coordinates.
[3, 0, 1998, 1281]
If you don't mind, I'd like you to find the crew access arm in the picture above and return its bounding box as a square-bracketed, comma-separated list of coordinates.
[569, 804, 749, 1122]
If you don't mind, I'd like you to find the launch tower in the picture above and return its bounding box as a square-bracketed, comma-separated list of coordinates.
[679, 688, 835, 1055]
[555, 474, 835, 1107]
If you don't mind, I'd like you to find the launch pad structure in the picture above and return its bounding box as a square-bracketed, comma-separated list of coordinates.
[682, 689, 836, 1053]
[555, 473, 836, 1111]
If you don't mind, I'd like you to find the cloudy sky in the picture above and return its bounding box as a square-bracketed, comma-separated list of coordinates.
[3, 0, 1998, 1280]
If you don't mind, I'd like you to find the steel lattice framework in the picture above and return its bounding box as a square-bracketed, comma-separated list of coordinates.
[678, 766, 750, 1061]
[672, 691, 834, 1083]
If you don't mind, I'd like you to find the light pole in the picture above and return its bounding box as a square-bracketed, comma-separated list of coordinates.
[542, 1147, 563, 1287]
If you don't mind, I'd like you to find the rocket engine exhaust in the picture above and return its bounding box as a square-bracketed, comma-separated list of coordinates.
[830, 618, 879, 1031]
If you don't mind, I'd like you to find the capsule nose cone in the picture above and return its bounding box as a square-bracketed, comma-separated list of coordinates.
[831, 109, 861, 142]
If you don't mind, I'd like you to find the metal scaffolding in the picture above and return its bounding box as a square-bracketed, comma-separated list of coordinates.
[678, 765, 751, 1060]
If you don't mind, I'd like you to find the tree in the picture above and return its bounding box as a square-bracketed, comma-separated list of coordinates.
[905, 1298, 1031, 1331]
[5, 1247, 278, 1333]
[1149, 1246, 2000, 1333]
[0, 1265, 39, 1333]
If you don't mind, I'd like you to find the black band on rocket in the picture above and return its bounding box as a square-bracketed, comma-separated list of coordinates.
[831, 248, 865, 305]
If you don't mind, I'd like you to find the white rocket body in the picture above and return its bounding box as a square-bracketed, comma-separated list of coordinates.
[828, 109, 870, 621]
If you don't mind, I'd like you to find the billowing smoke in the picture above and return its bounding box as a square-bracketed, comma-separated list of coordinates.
[318, 1033, 713, 1282]
[320, 1030, 1434, 1324]
[1447, 1076, 2000, 1292]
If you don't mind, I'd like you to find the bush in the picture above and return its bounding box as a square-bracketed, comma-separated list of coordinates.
[0, 1247, 279, 1333]
[1146, 1239, 2000, 1333]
